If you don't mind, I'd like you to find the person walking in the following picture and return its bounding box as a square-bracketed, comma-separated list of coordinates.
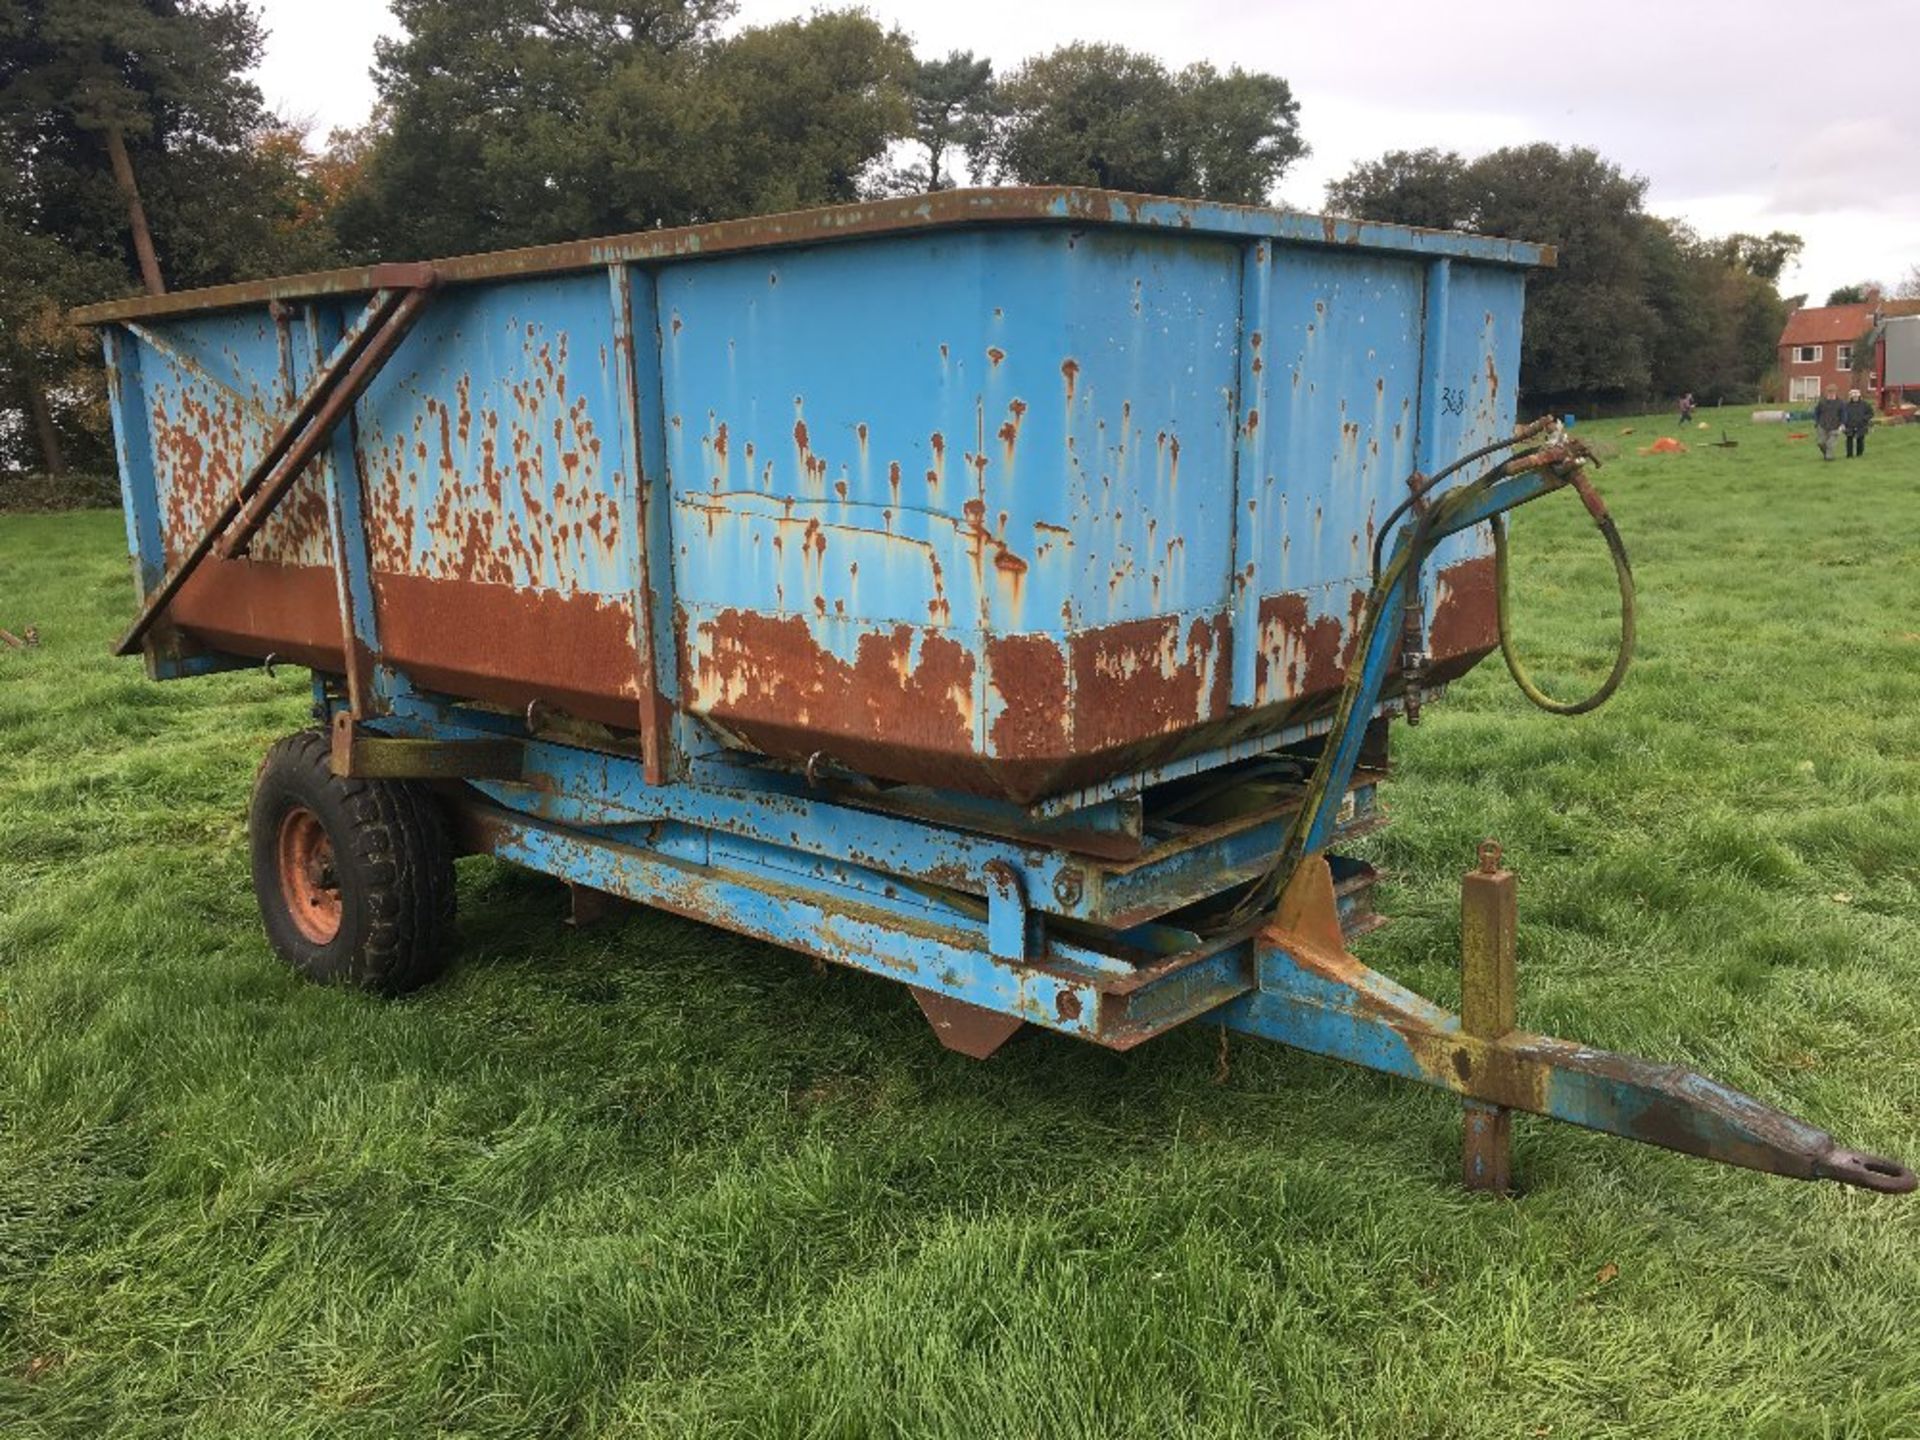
[1812, 388, 1844, 461]
[1678, 391, 1696, 426]
[1843, 388, 1874, 458]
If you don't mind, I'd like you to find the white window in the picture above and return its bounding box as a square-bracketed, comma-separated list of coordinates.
[1794, 344, 1823, 364]
[1790, 376, 1822, 401]
[1836, 344, 1853, 370]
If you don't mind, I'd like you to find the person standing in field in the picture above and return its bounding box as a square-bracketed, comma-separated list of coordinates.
[1812, 388, 1844, 461]
[1843, 388, 1874, 458]
[1678, 392, 1696, 426]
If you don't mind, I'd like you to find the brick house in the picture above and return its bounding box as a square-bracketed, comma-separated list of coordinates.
[1778, 299, 1920, 404]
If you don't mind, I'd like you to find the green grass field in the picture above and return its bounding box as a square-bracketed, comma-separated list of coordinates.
[3, 409, 1918, 1437]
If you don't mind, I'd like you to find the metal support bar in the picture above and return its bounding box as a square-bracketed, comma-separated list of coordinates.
[1220, 858, 1916, 1193]
[984, 859, 1030, 961]
[329, 713, 523, 780]
[220, 284, 434, 558]
[1229, 239, 1272, 709]
[607, 264, 675, 784]
[1461, 840, 1517, 1192]
[113, 268, 435, 658]
[305, 301, 392, 717]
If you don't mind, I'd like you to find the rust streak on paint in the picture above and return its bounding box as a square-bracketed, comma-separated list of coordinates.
[986, 632, 1069, 758]
[1428, 553, 1499, 679]
[1257, 592, 1346, 702]
[682, 608, 976, 775]
[997, 398, 1027, 461]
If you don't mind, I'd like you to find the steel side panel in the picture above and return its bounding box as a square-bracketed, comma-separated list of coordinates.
[351, 274, 650, 723]
[1419, 263, 1527, 662]
[101, 221, 1529, 803]
[140, 309, 333, 573]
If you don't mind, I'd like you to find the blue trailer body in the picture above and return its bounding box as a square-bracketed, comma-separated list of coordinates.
[90, 189, 1534, 802]
[78, 189, 1914, 1194]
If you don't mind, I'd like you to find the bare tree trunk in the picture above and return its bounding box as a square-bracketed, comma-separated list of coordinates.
[20, 365, 67, 479]
[103, 124, 165, 296]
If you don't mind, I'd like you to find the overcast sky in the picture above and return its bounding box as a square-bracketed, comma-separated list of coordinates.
[252, 0, 1917, 303]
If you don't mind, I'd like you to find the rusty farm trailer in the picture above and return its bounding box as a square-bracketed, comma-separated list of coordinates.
[79, 188, 1913, 1194]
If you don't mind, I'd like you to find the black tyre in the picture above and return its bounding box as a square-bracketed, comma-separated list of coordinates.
[247, 728, 456, 994]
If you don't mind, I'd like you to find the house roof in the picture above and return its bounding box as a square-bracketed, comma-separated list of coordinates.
[1781, 299, 1920, 346]
[1781, 303, 1875, 346]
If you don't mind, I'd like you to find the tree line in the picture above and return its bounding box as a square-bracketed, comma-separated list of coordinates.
[2, 0, 1803, 486]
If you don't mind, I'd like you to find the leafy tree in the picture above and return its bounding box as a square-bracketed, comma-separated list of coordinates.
[1715, 231, 1802, 283]
[0, 211, 122, 476]
[899, 50, 993, 192]
[1641, 216, 1719, 398]
[1326, 142, 1793, 407]
[975, 44, 1182, 195]
[1, 0, 327, 480]
[689, 13, 914, 214]
[1324, 147, 1469, 230]
[975, 43, 1304, 204]
[1827, 283, 1869, 305]
[1171, 62, 1306, 203]
[1465, 145, 1657, 400]
[1641, 217, 1791, 400]
[0, 0, 279, 294]
[337, 1, 913, 260]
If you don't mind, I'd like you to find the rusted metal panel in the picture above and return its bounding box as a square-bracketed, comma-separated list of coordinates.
[141, 308, 334, 574]
[659, 226, 1524, 799]
[97, 190, 1537, 805]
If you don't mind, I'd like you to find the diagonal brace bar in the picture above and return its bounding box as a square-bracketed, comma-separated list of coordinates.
[113, 266, 435, 658]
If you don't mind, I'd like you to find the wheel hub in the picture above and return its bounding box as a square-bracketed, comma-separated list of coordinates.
[276, 805, 342, 944]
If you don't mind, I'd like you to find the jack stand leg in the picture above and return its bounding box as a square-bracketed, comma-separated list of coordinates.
[1461, 840, 1517, 1193]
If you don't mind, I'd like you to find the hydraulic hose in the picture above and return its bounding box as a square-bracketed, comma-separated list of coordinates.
[1212, 464, 1513, 931]
[1492, 476, 1636, 716]
[1206, 431, 1634, 934]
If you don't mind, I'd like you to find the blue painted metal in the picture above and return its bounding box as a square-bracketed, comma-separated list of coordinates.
[304, 301, 393, 715]
[103, 326, 163, 597]
[366, 692, 1382, 929]
[1221, 902, 1907, 1189]
[95, 189, 1534, 804]
[1228, 239, 1271, 710]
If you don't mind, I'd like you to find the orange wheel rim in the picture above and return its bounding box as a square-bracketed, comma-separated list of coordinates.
[276, 805, 342, 944]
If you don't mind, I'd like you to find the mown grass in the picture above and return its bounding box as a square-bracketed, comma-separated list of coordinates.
[2, 408, 1918, 1437]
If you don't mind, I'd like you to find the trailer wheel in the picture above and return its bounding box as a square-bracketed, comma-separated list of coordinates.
[248, 729, 455, 994]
